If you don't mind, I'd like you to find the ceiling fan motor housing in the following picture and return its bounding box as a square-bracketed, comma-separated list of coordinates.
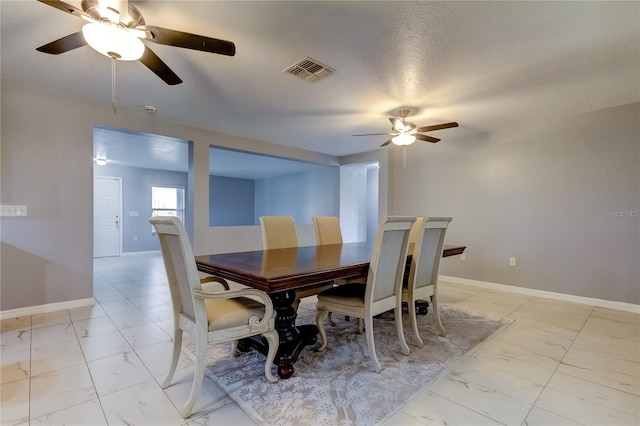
[82, 0, 145, 27]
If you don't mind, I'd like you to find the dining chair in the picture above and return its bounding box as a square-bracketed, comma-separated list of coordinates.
[312, 215, 361, 325]
[315, 216, 416, 373]
[259, 216, 298, 249]
[150, 216, 279, 418]
[260, 216, 332, 306]
[404, 217, 452, 346]
[312, 216, 343, 245]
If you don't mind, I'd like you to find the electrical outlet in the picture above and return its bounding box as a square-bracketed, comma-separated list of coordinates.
[509, 257, 517, 267]
[460, 253, 466, 261]
[0, 205, 28, 217]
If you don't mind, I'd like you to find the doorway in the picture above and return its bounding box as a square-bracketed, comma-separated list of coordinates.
[94, 176, 122, 257]
[339, 162, 379, 243]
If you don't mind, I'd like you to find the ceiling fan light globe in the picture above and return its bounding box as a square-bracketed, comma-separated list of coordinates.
[82, 23, 144, 61]
[392, 134, 416, 146]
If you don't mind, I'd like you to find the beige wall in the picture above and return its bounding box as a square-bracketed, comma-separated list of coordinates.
[389, 103, 640, 304]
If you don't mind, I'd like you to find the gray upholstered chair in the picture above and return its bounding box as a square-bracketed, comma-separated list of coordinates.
[150, 216, 279, 418]
[403, 217, 452, 345]
[315, 216, 416, 373]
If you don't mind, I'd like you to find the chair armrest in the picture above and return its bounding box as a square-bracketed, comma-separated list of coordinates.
[199, 275, 230, 290]
[193, 288, 275, 322]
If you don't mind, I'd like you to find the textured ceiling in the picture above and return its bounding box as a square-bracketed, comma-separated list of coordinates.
[2, 1, 639, 169]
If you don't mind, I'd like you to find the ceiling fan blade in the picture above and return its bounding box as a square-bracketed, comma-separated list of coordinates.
[381, 139, 393, 147]
[36, 32, 87, 54]
[416, 122, 459, 132]
[37, 0, 91, 19]
[415, 134, 441, 143]
[139, 47, 183, 85]
[141, 26, 236, 56]
[353, 132, 395, 137]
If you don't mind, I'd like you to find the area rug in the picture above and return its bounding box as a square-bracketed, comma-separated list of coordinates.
[186, 303, 509, 426]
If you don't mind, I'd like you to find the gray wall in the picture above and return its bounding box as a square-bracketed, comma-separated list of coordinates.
[255, 167, 340, 225]
[210, 168, 339, 227]
[0, 84, 339, 311]
[390, 103, 640, 305]
[94, 164, 188, 252]
[209, 175, 255, 226]
[1, 81, 637, 311]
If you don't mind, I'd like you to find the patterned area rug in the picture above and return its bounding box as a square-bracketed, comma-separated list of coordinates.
[188, 303, 509, 426]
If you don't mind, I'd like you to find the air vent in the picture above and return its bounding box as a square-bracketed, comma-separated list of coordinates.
[283, 57, 335, 83]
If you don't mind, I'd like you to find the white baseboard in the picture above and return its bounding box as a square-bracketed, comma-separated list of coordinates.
[0, 298, 96, 320]
[121, 250, 161, 256]
[440, 275, 640, 314]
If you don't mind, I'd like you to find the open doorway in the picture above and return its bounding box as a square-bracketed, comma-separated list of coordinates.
[339, 162, 379, 243]
[93, 125, 190, 257]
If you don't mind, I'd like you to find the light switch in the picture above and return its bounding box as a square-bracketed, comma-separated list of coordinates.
[129, 211, 139, 217]
[0, 205, 28, 217]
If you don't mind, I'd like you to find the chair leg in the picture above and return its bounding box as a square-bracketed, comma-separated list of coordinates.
[395, 305, 410, 356]
[162, 328, 183, 388]
[182, 338, 207, 418]
[327, 311, 336, 326]
[364, 315, 381, 373]
[262, 330, 279, 383]
[408, 297, 424, 347]
[231, 340, 239, 356]
[315, 308, 328, 350]
[432, 294, 446, 336]
[357, 318, 364, 334]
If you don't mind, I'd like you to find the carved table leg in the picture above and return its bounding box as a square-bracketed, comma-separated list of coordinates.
[271, 290, 318, 379]
[239, 289, 318, 379]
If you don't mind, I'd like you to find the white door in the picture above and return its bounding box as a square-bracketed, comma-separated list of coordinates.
[94, 177, 122, 257]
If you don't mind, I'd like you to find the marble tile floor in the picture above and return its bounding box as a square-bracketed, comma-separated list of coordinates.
[1, 252, 638, 425]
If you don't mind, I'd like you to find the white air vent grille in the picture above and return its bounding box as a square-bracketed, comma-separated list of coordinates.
[283, 57, 335, 83]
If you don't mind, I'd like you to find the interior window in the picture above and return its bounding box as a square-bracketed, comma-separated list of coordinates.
[151, 186, 185, 229]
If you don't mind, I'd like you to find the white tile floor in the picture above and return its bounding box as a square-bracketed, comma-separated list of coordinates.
[1, 252, 638, 425]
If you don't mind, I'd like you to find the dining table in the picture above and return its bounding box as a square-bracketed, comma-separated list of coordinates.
[195, 241, 466, 379]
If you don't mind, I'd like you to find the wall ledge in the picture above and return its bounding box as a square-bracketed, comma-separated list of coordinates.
[440, 275, 640, 314]
[0, 298, 96, 320]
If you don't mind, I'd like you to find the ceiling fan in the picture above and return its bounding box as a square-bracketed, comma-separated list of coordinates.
[353, 109, 459, 147]
[35, 0, 236, 85]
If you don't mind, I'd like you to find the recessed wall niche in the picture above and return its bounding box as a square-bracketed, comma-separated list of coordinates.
[209, 146, 339, 226]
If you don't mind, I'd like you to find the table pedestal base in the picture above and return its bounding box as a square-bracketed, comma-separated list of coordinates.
[237, 289, 318, 379]
[402, 300, 430, 315]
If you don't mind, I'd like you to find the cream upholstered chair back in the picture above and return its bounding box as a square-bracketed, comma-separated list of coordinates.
[313, 216, 343, 245]
[150, 216, 279, 418]
[366, 216, 415, 310]
[151, 215, 203, 321]
[259, 216, 298, 249]
[260, 215, 333, 304]
[408, 216, 426, 246]
[404, 216, 452, 345]
[411, 217, 451, 293]
[315, 216, 416, 373]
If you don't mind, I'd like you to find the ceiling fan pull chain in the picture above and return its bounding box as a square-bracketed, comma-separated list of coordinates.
[111, 57, 117, 114]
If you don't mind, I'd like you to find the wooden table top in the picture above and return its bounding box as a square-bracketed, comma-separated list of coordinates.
[196, 241, 465, 294]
